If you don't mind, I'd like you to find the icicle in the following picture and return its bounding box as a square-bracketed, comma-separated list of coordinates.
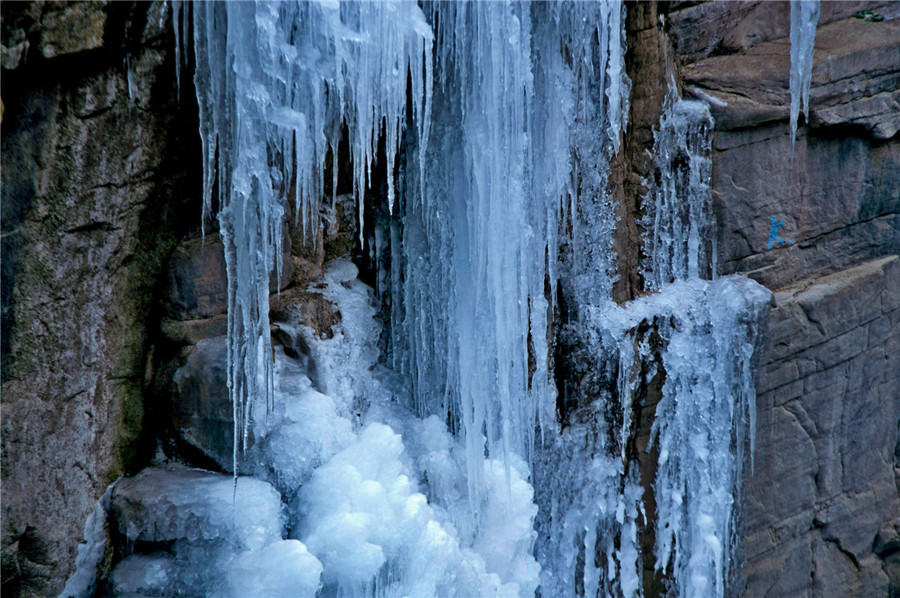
[394, 1, 631, 513]
[172, 1, 182, 100]
[184, 1, 433, 473]
[789, 0, 820, 160]
[124, 53, 137, 103]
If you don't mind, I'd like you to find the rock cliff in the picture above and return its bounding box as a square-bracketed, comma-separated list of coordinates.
[661, 2, 900, 595]
[1, 2, 198, 596]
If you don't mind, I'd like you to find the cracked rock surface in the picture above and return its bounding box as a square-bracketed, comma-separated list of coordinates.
[745, 256, 900, 597]
[1, 2, 195, 596]
[663, 2, 900, 595]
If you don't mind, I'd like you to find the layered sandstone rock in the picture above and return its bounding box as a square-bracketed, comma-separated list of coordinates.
[746, 256, 900, 597]
[661, 2, 899, 595]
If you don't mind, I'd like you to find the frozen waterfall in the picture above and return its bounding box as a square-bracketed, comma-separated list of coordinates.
[176, 0, 433, 475]
[70, 2, 772, 597]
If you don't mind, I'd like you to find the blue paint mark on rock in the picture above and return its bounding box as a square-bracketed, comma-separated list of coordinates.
[768, 216, 793, 250]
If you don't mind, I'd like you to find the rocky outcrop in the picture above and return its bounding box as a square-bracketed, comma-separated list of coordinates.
[746, 256, 900, 597]
[1, 2, 198, 596]
[681, 5, 899, 297]
[661, 2, 899, 595]
[160, 235, 229, 345]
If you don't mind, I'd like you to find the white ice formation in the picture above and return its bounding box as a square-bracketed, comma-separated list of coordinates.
[596, 275, 769, 598]
[390, 2, 631, 516]
[68, 2, 773, 597]
[789, 0, 821, 156]
[174, 0, 432, 475]
[640, 93, 715, 290]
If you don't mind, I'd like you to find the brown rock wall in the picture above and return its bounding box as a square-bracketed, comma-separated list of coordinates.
[661, 2, 900, 595]
[645, 3, 900, 596]
[745, 257, 900, 597]
[1, 2, 197, 596]
[711, 125, 899, 290]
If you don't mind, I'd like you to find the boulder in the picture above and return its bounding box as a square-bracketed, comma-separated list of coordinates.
[109, 466, 283, 553]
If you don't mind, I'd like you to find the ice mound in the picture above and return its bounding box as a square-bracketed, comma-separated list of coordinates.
[110, 466, 283, 552]
[225, 540, 323, 598]
[260, 348, 355, 494]
[474, 458, 541, 598]
[292, 423, 425, 586]
[286, 418, 539, 597]
[407, 416, 471, 538]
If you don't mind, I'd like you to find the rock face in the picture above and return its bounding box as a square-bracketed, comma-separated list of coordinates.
[660, 2, 900, 595]
[746, 256, 900, 597]
[1, 2, 198, 596]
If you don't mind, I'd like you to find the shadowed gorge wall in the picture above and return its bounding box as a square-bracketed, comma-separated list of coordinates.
[1, 2, 198, 595]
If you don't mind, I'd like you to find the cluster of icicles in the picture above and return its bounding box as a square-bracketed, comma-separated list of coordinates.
[68, 1, 817, 597]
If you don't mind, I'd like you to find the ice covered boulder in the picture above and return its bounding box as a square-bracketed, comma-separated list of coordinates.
[110, 466, 283, 552]
[107, 553, 176, 597]
[257, 347, 354, 494]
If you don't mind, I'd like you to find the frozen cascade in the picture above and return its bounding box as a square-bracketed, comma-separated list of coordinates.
[789, 0, 820, 157]
[178, 0, 432, 474]
[623, 94, 768, 596]
[593, 277, 770, 598]
[70, 2, 772, 596]
[634, 92, 769, 597]
[392, 0, 630, 509]
[535, 87, 769, 598]
[640, 93, 715, 290]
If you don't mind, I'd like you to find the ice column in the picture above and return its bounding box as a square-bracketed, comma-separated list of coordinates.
[426, 0, 538, 506]
[552, 0, 631, 310]
[789, 0, 820, 156]
[393, 1, 630, 513]
[649, 279, 769, 598]
[634, 92, 770, 597]
[181, 1, 432, 471]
